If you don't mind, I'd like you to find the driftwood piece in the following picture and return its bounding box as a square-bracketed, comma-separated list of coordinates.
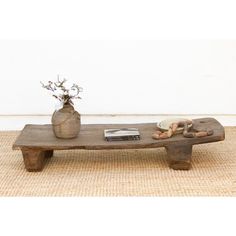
[13, 118, 225, 171]
[153, 119, 214, 140]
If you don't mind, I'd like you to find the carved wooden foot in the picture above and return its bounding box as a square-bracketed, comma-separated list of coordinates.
[21, 148, 53, 172]
[165, 144, 192, 170]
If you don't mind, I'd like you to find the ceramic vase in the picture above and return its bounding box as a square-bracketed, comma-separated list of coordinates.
[51, 104, 81, 139]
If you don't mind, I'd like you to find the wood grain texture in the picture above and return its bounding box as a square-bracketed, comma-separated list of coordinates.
[165, 144, 192, 170]
[21, 148, 45, 171]
[12, 118, 225, 171]
[21, 149, 53, 171]
[13, 118, 224, 151]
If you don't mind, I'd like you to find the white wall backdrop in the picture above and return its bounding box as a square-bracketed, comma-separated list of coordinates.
[0, 40, 236, 115]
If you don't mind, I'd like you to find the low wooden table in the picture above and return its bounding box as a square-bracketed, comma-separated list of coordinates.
[12, 118, 225, 172]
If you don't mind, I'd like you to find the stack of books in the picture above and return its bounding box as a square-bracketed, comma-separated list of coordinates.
[104, 128, 140, 141]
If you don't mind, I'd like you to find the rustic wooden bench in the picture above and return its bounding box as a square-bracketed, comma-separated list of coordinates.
[12, 118, 225, 172]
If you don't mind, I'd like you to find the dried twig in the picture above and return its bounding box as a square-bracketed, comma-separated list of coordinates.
[41, 75, 83, 106]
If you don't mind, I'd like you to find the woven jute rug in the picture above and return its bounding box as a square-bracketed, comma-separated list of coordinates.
[0, 128, 235, 197]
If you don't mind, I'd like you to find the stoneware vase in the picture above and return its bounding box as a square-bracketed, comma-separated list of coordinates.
[51, 104, 81, 139]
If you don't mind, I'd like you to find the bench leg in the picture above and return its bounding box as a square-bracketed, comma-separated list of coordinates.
[165, 144, 192, 170]
[44, 150, 54, 158]
[21, 148, 53, 172]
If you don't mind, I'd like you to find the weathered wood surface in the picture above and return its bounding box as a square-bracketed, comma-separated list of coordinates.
[13, 118, 224, 150]
[21, 148, 53, 172]
[165, 144, 192, 170]
[12, 118, 225, 171]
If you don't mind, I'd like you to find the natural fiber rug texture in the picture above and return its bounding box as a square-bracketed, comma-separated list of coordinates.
[0, 128, 235, 197]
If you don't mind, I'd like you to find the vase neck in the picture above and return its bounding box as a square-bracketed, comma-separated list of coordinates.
[61, 103, 74, 112]
[63, 103, 73, 107]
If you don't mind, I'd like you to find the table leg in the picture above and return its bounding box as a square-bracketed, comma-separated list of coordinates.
[44, 150, 54, 158]
[165, 144, 192, 170]
[21, 148, 52, 172]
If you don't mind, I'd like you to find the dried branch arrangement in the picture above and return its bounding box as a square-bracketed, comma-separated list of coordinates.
[41, 76, 83, 106]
